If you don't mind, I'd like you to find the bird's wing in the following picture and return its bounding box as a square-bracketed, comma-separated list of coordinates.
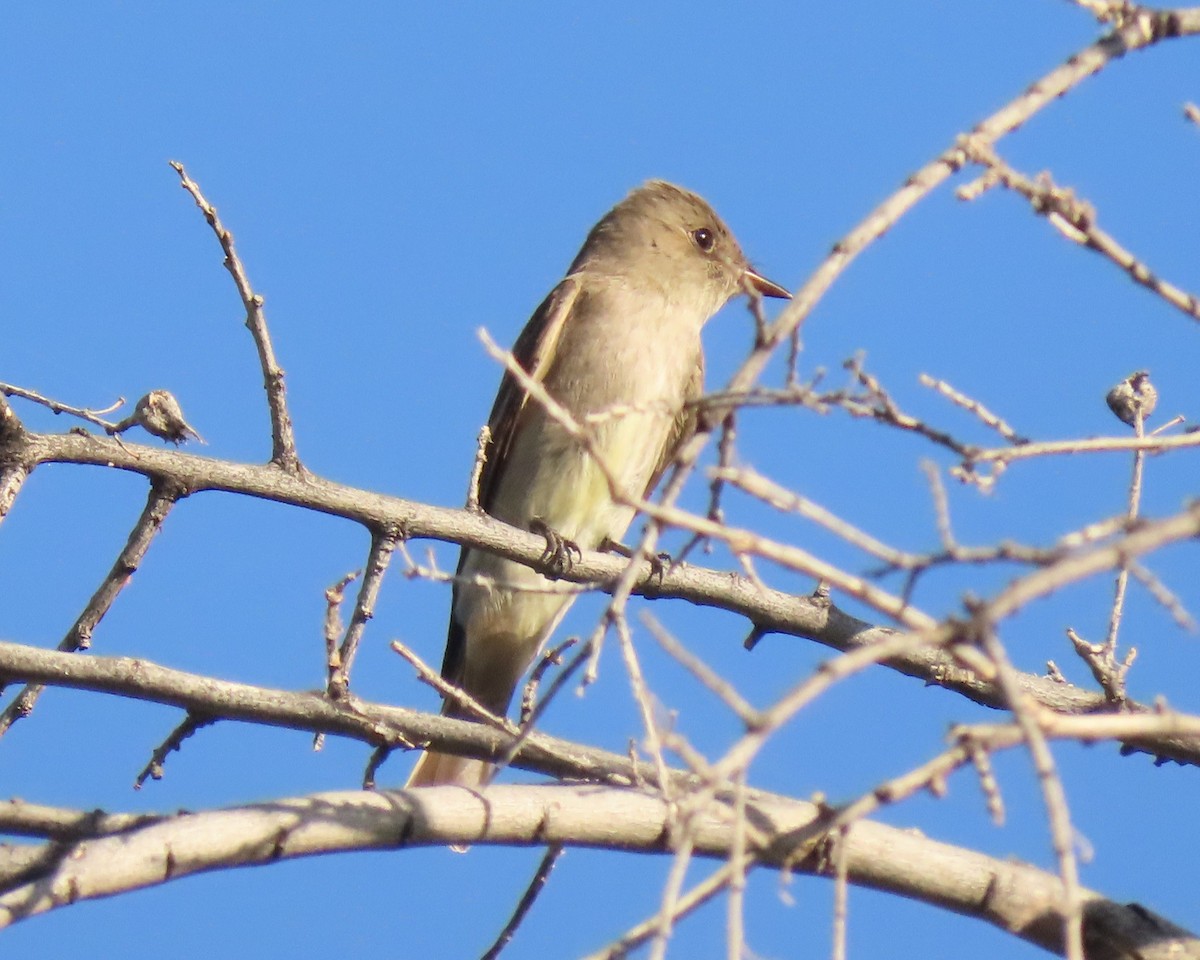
[476, 276, 580, 511]
[645, 354, 704, 499]
[440, 276, 581, 684]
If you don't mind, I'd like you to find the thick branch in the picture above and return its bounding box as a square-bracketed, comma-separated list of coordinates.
[0, 640, 658, 785]
[0, 785, 1195, 960]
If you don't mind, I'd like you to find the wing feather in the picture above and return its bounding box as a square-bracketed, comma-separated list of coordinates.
[441, 277, 581, 683]
[476, 277, 580, 511]
[645, 355, 704, 499]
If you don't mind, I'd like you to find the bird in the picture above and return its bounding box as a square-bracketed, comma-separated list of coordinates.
[407, 180, 789, 787]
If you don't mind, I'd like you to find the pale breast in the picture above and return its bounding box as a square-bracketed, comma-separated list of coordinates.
[491, 281, 703, 545]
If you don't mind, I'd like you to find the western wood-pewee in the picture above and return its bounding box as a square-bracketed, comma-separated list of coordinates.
[408, 180, 789, 786]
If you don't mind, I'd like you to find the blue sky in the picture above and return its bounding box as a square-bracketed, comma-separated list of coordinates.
[2, 3, 1198, 957]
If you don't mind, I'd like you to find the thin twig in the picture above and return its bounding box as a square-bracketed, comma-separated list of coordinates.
[315, 569, 359, 750]
[479, 845, 565, 960]
[519, 637, 579, 726]
[496, 639, 593, 778]
[614, 615, 673, 800]
[1102, 401, 1149, 668]
[327, 527, 400, 697]
[726, 771, 749, 960]
[134, 713, 217, 788]
[958, 138, 1200, 323]
[362, 744, 392, 789]
[580, 863, 740, 960]
[831, 826, 850, 960]
[713, 464, 915, 570]
[648, 835, 696, 960]
[641, 611, 760, 726]
[786, 326, 803, 386]
[923, 460, 955, 552]
[919, 374, 1028, 444]
[1128, 562, 1196, 631]
[984, 501, 1200, 623]
[965, 738, 1005, 825]
[976, 623, 1084, 960]
[390, 639, 513, 732]
[676, 410, 739, 567]
[964, 428, 1200, 470]
[0, 479, 182, 728]
[169, 161, 303, 471]
[708, 411, 737, 530]
[0, 381, 125, 431]
[843, 356, 977, 458]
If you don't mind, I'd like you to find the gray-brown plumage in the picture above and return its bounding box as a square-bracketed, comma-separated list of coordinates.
[408, 181, 788, 787]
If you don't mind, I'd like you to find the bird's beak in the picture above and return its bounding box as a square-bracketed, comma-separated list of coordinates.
[743, 267, 791, 299]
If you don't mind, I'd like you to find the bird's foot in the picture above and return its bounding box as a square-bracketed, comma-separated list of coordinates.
[598, 536, 671, 585]
[530, 517, 582, 578]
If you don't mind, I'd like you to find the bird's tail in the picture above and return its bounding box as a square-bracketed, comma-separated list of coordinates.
[405, 748, 493, 788]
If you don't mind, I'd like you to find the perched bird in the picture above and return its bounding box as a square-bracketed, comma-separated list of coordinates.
[408, 181, 789, 787]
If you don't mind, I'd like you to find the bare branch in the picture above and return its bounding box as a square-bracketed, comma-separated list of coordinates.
[642, 611, 760, 727]
[519, 636, 579, 726]
[169, 161, 302, 472]
[479, 845, 564, 960]
[959, 139, 1200, 323]
[918, 373, 1029, 445]
[976, 625, 1084, 960]
[666, 10, 1199, 498]
[0, 478, 182, 730]
[390, 639, 513, 733]
[7, 427, 1198, 753]
[326, 527, 400, 697]
[134, 712, 218, 788]
[0, 380, 126, 431]
[2, 783, 1195, 960]
[582, 862, 741, 960]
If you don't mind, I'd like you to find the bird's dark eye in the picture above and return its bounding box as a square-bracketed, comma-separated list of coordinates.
[692, 227, 715, 252]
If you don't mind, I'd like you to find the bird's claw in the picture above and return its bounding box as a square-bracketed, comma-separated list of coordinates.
[647, 551, 672, 585]
[598, 537, 671, 585]
[530, 517, 581, 578]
